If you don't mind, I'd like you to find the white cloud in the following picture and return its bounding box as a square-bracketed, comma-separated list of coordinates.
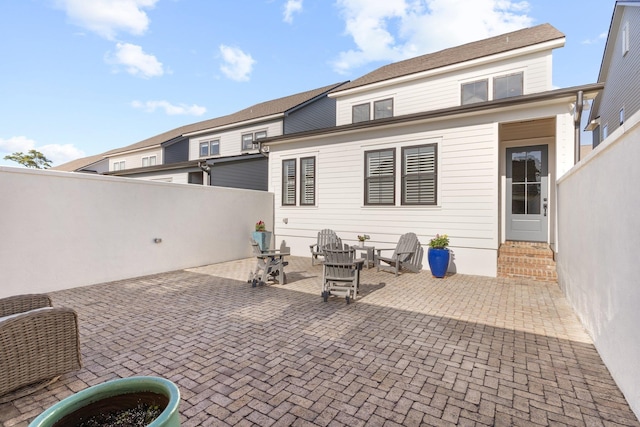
[0, 136, 36, 154]
[283, 0, 303, 24]
[0, 136, 84, 167]
[106, 42, 164, 78]
[219, 45, 256, 82]
[39, 144, 86, 165]
[54, 0, 158, 40]
[582, 31, 608, 45]
[131, 100, 207, 116]
[333, 0, 533, 74]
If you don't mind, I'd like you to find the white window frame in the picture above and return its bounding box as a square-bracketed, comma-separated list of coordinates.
[113, 161, 125, 171]
[461, 79, 488, 105]
[142, 156, 157, 167]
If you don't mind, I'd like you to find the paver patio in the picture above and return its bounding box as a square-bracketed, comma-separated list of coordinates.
[1, 256, 638, 426]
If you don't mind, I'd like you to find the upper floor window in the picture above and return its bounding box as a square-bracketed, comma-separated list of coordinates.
[374, 99, 393, 119]
[113, 161, 125, 171]
[622, 21, 630, 56]
[364, 149, 395, 205]
[402, 144, 437, 205]
[142, 156, 157, 167]
[199, 139, 220, 157]
[353, 103, 370, 123]
[242, 131, 267, 151]
[461, 80, 488, 105]
[620, 108, 625, 125]
[494, 72, 523, 100]
[603, 124, 609, 140]
[352, 98, 394, 123]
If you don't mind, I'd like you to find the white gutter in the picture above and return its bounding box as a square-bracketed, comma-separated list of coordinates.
[329, 39, 565, 98]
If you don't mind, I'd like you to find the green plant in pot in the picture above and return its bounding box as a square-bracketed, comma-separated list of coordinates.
[252, 220, 272, 252]
[28, 376, 180, 427]
[427, 234, 450, 278]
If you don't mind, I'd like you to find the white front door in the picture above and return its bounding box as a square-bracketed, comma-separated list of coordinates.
[506, 145, 548, 242]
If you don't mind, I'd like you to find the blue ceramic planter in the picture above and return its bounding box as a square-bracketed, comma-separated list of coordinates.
[29, 376, 181, 427]
[428, 248, 450, 278]
[252, 231, 272, 251]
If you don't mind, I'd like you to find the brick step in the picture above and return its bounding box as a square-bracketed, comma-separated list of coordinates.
[497, 241, 557, 282]
[498, 254, 556, 266]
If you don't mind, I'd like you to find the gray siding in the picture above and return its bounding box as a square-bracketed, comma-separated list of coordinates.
[211, 157, 268, 191]
[284, 96, 337, 134]
[164, 138, 189, 164]
[594, 6, 640, 146]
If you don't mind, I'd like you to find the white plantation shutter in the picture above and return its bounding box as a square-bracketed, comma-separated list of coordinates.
[282, 159, 296, 206]
[300, 157, 315, 205]
[402, 144, 437, 205]
[365, 149, 395, 205]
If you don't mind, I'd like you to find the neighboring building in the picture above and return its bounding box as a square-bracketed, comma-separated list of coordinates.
[54, 82, 346, 190]
[587, 0, 640, 147]
[262, 23, 602, 277]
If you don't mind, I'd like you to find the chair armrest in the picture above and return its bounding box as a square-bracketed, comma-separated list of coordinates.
[375, 248, 396, 255]
[0, 307, 81, 396]
[0, 294, 52, 317]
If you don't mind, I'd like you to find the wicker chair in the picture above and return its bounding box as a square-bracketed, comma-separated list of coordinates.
[0, 294, 81, 398]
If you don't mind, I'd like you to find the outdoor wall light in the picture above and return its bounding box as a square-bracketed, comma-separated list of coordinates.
[154, 238, 162, 243]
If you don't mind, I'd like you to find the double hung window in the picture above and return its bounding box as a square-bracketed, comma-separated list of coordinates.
[199, 140, 220, 157]
[461, 80, 488, 105]
[401, 144, 437, 205]
[494, 72, 523, 100]
[364, 143, 438, 206]
[282, 157, 316, 206]
[364, 149, 395, 205]
[142, 156, 157, 167]
[352, 98, 394, 123]
[242, 131, 267, 151]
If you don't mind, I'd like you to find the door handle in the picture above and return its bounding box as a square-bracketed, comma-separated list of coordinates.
[543, 203, 548, 217]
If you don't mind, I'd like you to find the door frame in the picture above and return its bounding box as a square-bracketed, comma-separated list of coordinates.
[505, 144, 549, 242]
[499, 136, 555, 245]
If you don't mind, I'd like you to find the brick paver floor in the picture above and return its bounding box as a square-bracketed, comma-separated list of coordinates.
[2, 256, 638, 426]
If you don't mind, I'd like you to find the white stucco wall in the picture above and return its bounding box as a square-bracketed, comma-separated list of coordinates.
[0, 167, 274, 298]
[556, 111, 640, 418]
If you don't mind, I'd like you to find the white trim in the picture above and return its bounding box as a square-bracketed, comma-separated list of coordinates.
[184, 113, 284, 137]
[329, 39, 564, 98]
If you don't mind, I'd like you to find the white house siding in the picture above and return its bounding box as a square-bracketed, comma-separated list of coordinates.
[109, 148, 163, 171]
[269, 117, 500, 277]
[335, 51, 553, 126]
[189, 120, 283, 161]
[124, 170, 192, 184]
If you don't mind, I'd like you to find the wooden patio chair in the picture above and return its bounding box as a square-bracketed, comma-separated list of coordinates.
[321, 246, 364, 304]
[0, 294, 81, 400]
[248, 239, 289, 287]
[309, 229, 342, 266]
[375, 232, 424, 276]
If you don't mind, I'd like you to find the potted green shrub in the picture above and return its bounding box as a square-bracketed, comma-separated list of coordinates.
[427, 234, 450, 278]
[28, 376, 180, 427]
[252, 220, 272, 251]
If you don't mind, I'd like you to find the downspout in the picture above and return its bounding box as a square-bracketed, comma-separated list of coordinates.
[198, 161, 211, 186]
[574, 90, 584, 164]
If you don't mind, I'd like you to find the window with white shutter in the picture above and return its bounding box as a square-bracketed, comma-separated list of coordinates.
[365, 149, 395, 205]
[402, 144, 437, 205]
[282, 159, 296, 206]
[300, 157, 315, 206]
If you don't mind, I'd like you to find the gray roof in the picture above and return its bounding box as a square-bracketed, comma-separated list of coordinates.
[109, 81, 347, 155]
[332, 23, 565, 94]
[55, 81, 347, 171]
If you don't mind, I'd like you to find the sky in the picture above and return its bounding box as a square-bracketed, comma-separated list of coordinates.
[0, 0, 616, 168]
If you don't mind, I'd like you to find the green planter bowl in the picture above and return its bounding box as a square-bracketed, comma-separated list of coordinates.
[28, 376, 180, 427]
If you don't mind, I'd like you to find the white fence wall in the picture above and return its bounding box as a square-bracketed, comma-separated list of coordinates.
[556, 111, 640, 418]
[0, 167, 274, 298]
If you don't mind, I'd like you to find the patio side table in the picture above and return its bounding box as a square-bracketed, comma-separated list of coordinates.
[352, 244, 375, 269]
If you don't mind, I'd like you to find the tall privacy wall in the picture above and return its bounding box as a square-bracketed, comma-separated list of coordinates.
[556, 111, 640, 417]
[0, 167, 274, 298]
